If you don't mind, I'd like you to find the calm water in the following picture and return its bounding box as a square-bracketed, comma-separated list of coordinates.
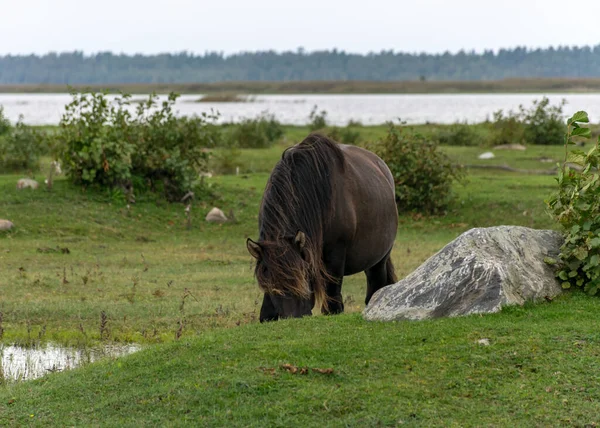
[1, 93, 600, 126]
[0, 343, 141, 382]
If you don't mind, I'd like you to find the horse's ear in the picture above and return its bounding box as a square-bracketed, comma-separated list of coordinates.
[247, 238, 262, 260]
[294, 231, 306, 250]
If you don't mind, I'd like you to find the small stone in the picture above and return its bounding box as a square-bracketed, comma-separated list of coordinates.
[16, 178, 39, 190]
[0, 219, 14, 231]
[205, 207, 228, 223]
[478, 152, 495, 160]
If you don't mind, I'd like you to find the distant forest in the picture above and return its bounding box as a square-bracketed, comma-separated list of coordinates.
[2, 46, 600, 84]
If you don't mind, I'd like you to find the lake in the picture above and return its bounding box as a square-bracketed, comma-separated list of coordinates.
[1, 343, 141, 382]
[1, 93, 600, 126]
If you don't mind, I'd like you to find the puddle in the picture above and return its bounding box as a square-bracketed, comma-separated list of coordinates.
[0, 343, 141, 382]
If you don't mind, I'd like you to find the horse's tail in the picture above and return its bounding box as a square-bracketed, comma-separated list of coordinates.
[386, 257, 397, 285]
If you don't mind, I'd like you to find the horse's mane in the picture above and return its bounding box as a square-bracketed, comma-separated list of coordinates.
[257, 133, 345, 306]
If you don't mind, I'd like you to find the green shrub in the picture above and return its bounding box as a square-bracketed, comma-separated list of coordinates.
[487, 98, 566, 147]
[372, 123, 465, 214]
[0, 106, 10, 136]
[57, 91, 220, 201]
[347, 119, 363, 127]
[211, 143, 242, 174]
[436, 123, 484, 146]
[228, 112, 283, 148]
[131, 94, 220, 200]
[0, 116, 45, 171]
[325, 126, 361, 145]
[520, 97, 566, 145]
[547, 111, 600, 295]
[308, 106, 328, 131]
[308, 107, 361, 145]
[488, 110, 526, 147]
[57, 92, 135, 188]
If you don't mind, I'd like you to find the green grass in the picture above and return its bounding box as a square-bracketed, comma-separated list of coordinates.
[1, 295, 600, 425]
[2, 129, 596, 425]
[0, 142, 568, 346]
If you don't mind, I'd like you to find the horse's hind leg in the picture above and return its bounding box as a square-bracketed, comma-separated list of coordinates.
[365, 253, 396, 305]
[322, 279, 344, 315]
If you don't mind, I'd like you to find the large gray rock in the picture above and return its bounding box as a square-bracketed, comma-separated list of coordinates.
[364, 226, 563, 321]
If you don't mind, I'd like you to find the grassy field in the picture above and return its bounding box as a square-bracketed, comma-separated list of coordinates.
[3, 77, 600, 94]
[2, 298, 600, 426]
[2, 127, 598, 424]
[0, 140, 567, 345]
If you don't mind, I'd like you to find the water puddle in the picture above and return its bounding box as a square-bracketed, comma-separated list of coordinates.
[0, 343, 141, 382]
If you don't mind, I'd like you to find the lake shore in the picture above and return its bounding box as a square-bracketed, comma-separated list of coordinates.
[3, 78, 600, 94]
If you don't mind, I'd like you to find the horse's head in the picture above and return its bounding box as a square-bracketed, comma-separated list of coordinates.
[247, 231, 321, 321]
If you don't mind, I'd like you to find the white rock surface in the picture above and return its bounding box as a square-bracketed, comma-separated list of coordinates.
[478, 152, 495, 160]
[16, 178, 39, 190]
[0, 219, 14, 231]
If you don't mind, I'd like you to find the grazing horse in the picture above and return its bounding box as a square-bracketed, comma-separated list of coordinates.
[247, 134, 398, 321]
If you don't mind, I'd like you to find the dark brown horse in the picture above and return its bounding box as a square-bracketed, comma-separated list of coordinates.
[247, 134, 398, 321]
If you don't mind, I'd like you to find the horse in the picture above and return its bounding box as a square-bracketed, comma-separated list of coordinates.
[247, 133, 398, 321]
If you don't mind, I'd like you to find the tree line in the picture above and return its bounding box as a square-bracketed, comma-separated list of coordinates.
[2, 46, 600, 84]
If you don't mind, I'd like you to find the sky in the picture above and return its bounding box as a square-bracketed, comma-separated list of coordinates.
[2, 0, 600, 56]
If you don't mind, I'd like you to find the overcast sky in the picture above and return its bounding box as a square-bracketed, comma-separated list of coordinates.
[2, 0, 599, 56]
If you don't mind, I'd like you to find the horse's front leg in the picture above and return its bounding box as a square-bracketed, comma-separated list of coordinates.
[321, 248, 346, 315]
[259, 293, 279, 323]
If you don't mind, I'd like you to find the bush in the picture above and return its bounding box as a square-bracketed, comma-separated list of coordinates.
[486, 98, 566, 147]
[519, 97, 566, 145]
[307, 107, 361, 145]
[57, 92, 135, 188]
[436, 123, 484, 146]
[0, 116, 45, 171]
[57, 91, 220, 201]
[0, 106, 10, 136]
[211, 143, 242, 174]
[372, 123, 465, 214]
[228, 112, 283, 148]
[488, 110, 526, 147]
[547, 111, 600, 295]
[326, 126, 361, 145]
[131, 94, 220, 200]
[308, 106, 328, 131]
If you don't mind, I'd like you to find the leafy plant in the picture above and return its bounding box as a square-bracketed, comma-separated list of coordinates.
[211, 143, 242, 174]
[130, 94, 219, 201]
[372, 123, 465, 214]
[326, 126, 361, 145]
[436, 123, 484, 147]
[308, 106, 328, 131]
[227, 112, 283, 149]
[57, 92, 135, 188]
[488, 110, 526, 147]
[519, 97, 566, 145]
[487, 98, 566, 147]
[0, 106, 10, 136]
[0, 115, 45, 171]
[57, 91, 220, 201]
[546, 110, 600, 294]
